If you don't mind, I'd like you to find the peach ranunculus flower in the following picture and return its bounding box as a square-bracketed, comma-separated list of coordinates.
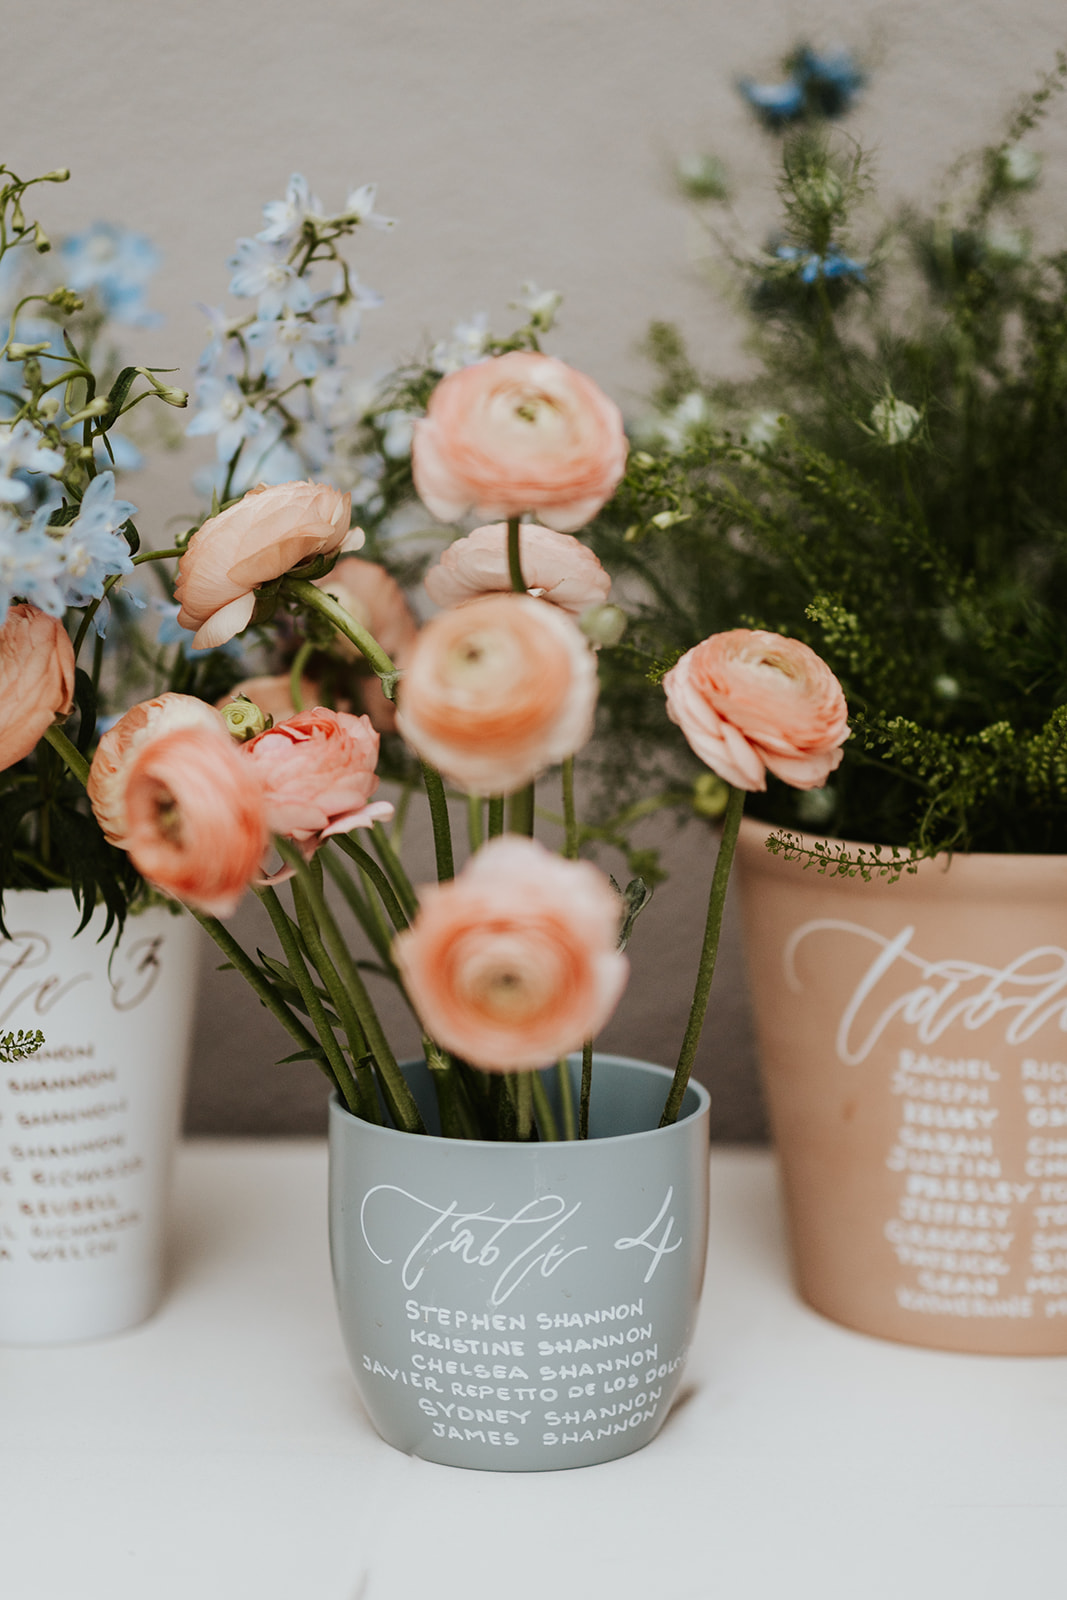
[88, 692, 229, 846]
[314, 557, 420, 731]
[424, 523, 611, 617]
[122, 726, 270, 917]
[393, 835, 629, 1072]
[0, 604, 76, 773]
[174, 480, 362, 650]
[241, 705, 393, 854]
[663, 628, 849, 792]
[411, 352, 628, 533]
[395, 592, 598, 795]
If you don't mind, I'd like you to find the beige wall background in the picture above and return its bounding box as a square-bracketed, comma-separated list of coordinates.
[6, 0, 1067, 1136]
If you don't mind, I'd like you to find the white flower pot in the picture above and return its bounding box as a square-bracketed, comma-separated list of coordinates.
[0, 890, 200, 1344]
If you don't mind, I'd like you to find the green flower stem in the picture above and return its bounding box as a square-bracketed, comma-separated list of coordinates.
[282, 577, 396, 681]
[579, 1039, 594, 1140]
[490, 1073, 518, 1141]
[531, 1070, 559, 1142]
[556, 1057, 577, 1141]
[508, 783, 535, 837]
[289, 640, 314, 712]
[289, 877, 378, 1121]
[369, 819, 419, 919]
[424, 1039, 477, 1140]
[275, 839, 426, 1135]
[332, 834, 411, 932]
[507, 515, 526, 593]
[487, 796, 505, 838]
[421, 761, 455, 882]
[255, 885, 362, 1113]
[190, 904, 334, 1089]
[659, 783, 745, 1128]
[467, 795, 484, 853]
[512, 1070, 534, 1141]
[322, 847, 394, 965]
[42, 723, 90, 786]
[561, 757, 578, 859]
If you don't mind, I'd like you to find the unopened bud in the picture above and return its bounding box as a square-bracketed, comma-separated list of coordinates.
[8, 341, 50, 359]
[222, 695, 272, 742]
[796, 785, 836, 827]
[42, 169, 70, 183]
[676, 153, 729, 202]
[650, 509, 689, 530]
[64, 397, 111, 426]
[797, 171, 843, 213]
[692, 772, 729, 821]
[579, 603, 627, 648]
[155, 385, 188, 407]
[33, 223, 50, 253]
[46, 287, 83, 312]
[997, 145, 1040, 190]
[869, 394, 921, 446]
[37, 395, 60, 420]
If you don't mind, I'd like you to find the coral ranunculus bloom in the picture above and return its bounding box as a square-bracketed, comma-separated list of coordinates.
[121, 726, 270, 917]
[175, 480, 361, 650]
[88, 692, 229, 845]
[393, 835, 628, 1072]
[395, 592, 597, 795]
[0, 603, 76, 773]
[424, 522, 611, 617]
[411, 352, 628, 532]
[241, 705, 392, 852]
[663, 628, 849, 791]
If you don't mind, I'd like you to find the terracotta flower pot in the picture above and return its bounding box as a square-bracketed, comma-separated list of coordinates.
[736, 818, 1067, 1355]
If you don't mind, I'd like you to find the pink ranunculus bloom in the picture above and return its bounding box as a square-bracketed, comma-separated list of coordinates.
[395, 591, 598, 796]
[424, 522, 611, 617]
[0, 603, 76, 773]
[88, 692, 230, 846]
[393, 835, 629, 1072]
[663, 628, 850, 792]
[122, 726, 270, 917]
[241, 705, 392, 854]
[175, 480, 361, 650]
[314, 556, 420, 731]
[411, 352, 628, 533]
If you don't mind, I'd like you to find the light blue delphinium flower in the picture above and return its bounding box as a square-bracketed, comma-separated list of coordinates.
[315, 267, 382, 346]
[153, 598, 243, 659]
[245, 313, 336, 379]
[429, 312, 490, 375]
[186, 375, 275, 463]
[60, 223, 161, 327]
[195, 304, 245, 375]
[257, 174, 323, 246]
[338, 182, 396, 232]
[227, 237, 314, 319]
[0, 420, 64, 505]
[57, 472, 136, 609]
[0, 505, 67, 620]
[775, 243, 866, 283]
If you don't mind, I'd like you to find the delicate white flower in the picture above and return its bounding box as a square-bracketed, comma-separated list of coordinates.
[0, 420, 65, 504]
[316, 268, 383, 345]
[378, 409, 414, 459]
[196, 304, 246, 375]
[869, 394, 921, 446]
[245, 314, 336, 379]
[660, 392, 712, 453]
[513, 281, 562, 332]
[341, 183, 396, 231]
[430, 312, 490, 375]
[186, 376, 275, 463]
[257, 174, 323, 245]
[227, 237, 314, 319]
[57, 472, 136, 608]
[743, 410, 782, 454]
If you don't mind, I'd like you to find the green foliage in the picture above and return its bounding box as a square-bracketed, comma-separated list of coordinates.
[0, 1028, 45, 1063]
[592, 56, 1067, 856]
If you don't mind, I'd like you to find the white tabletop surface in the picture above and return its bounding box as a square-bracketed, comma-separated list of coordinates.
[2, 1142, 1064, 1600]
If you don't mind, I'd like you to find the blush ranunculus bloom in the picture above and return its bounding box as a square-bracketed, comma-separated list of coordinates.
[174, 480, 361, 650]
[240, 705, 392, 853]
[393, 835, 628, 1072]
[122, 726, 270, 917]
[314, 557, 419, 731]
[424, 522, 611, 617]
[88, 692, 229, 846]
[663, 628, 849, 792]
[0, 603, 76, 772]
[411, 352, 628, 533]
[395, 592, 597, 795]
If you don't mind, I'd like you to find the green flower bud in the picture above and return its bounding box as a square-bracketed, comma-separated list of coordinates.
[579, 603, 627, 648]
[997, 145, 1041, 190]
[8, 341, 51, 359]
[222, 695, 273, 742]
[692, 772, 729, 820]
[37, 395, 60, 420]
[676, 153, 729, 202]
[796, 786, 836, 827]
[33, 223, 50, 253]
[46, 287, 84, 313]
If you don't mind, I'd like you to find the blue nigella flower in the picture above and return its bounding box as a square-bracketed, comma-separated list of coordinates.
[775, 243, 866, 284]
[739, 44, 864, 127]
[738, 75, 806, 126]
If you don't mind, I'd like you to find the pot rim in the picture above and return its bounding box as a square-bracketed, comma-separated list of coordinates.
[737, 814, 1067, 890]
[329, 1051, 710, 1152]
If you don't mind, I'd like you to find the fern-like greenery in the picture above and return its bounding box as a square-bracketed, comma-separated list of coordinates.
[589, 55, 1067, 858]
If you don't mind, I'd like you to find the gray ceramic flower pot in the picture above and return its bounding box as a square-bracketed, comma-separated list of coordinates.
[329, 1053, 710, 1472]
